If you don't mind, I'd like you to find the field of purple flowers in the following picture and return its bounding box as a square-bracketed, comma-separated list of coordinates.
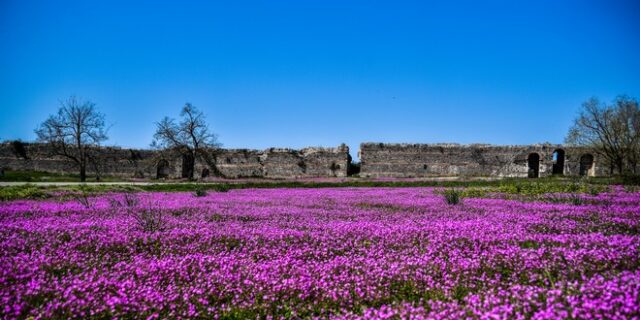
[1, 187, 639, 319]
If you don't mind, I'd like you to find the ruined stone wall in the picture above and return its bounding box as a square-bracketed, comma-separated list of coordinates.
[201, 146, 349, 179]
[0, 142, 350, 179]
[0, 142, 161, 178]
[359, 143, 608, 178]
[1, 141, 610, 180]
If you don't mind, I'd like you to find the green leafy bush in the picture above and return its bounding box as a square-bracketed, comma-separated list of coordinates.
[444, 189, 462, 205]
[194, 187, 208, 197]
[570, 194, 584, 205]
[460, 188, 488, 198]
[621, 175, 640, 186]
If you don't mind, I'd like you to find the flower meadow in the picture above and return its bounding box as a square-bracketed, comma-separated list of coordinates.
[1, 187, 639, 319]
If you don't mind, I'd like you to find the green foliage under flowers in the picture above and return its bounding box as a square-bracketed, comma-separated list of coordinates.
[0, 184, 142, 201]
[0, 185, 49, 201]
[0, 177, 623, 202]
[459, 188, 489, 198]
[0, 170, 120, 182]
[496, 180, 606, 196]
[456, 179, 609, 200]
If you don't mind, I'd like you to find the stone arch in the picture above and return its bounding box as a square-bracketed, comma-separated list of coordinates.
[156, 160, 171, 179]
[330, 162, 340, 177]
[201, 168, 210, 178]
[10, 140, 28, 159]
[552, 149, 565, 175]
[528, 153, 540, 178]
[579, 154, 594, 177]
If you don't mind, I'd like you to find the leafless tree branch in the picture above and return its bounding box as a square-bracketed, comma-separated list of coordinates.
[35, 96, 108, 181]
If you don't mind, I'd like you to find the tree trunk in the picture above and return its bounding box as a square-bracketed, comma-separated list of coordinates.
[191, 150, 197, 180]
[80, 163, 86, 182]
[181, 153, 195, 180]
[616, 158, 624, 175]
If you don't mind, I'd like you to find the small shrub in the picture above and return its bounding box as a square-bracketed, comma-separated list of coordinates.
[207, 213, 225, 222]
[74, 188, 94, 208]
[444, 189, 462, 205]
[171, 208, 189, 217]
[570, 194, 583, 206]
[122, 193, 139, 206]
[109, 194, 161, 232]
[109, 193, 139, 209]
[132, 206, 165, 232]
[518, 240, 540, 249]
[194, 187, 208, 197]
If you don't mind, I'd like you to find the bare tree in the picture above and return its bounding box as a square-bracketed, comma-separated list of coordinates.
[152, 103, 220, 179]
[35, 96, 108, 181]
[566, 95, 640, 174]
[617, 96, 640, 173]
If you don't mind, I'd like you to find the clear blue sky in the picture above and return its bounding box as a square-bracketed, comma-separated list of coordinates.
[1, 0, 639, 160]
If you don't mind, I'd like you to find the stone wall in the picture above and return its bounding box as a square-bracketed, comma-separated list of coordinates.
[195, 146, 350, 179]
[359, 143, 608, 178]
[0, 142, 161, 178]
[0, 141, 612, 180]
[0, 142, 350, 179]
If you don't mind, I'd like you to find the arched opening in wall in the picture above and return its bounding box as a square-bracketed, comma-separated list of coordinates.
[156, 160, 170, 179]
[297, 160, 307, 173]
[552, 149, 565, 175]
[201, 168, 210, 178]
[330, 163, 340, 177]
[528, 153, 540, 178]
[10, 140, 28, 159]
[579, 154, 594, 176]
